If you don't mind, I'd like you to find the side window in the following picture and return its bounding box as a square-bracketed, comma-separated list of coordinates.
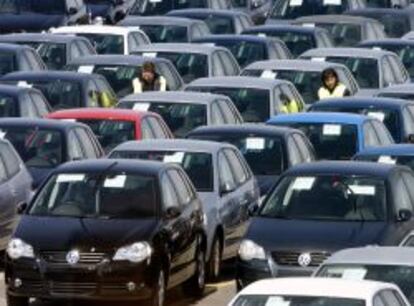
[404, 106, 414, 135]
[402, 171, 414, 207]
[19, 53, 32, 71]
[30, 92, 49, 117]
[168, 170, 192, 206]
[141, 118, 155, 139]
[373, 295, 386, 306]
[224, 149, 247, 186]
[27, 51, 44, 70]
[20, 94, 38, 118]
[218, 151, 237, 192]
[211, 101, 226, 125]
[68, 130, 84, 160]
[388, 55, 408, 83]
[371, 120, 394, 145]
[382, 57, 396, 87]
[75, 128, 98, 158]
[147, 116, 168, 138]
[191, 25, 202, 39]
[380, 290, 407, 306]
[161, 173, 179, 209]
[0, 157, 7, 183]
[212, 52, 225, 76]
[395, 173, 413, 212]
[364, 122, 381, 147]
[95, 78, 117, 108]
[218, 99, 238, 124]
[76, 40, 94, 56]
[87, 80, 100, 107]
[218, 51, 239, 75]
[70, 42, 82, 59]
[133, 32, 150, 45]
[0, 143, 21, 178]
[287, 136, 303, 165]
[293, 133, 313, 162]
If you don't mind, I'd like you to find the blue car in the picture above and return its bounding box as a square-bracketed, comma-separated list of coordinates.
[267, 112, 394, 160]
[309, 97, 414, 143]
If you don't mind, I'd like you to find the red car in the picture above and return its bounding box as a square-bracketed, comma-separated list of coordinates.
[47, 108, 173, 152]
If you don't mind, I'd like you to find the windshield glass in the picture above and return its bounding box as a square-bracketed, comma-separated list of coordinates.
[260, 175, 386, 221]
[271, 0, 347, 20]
[318, 264, 414, 304]
[0, 0, 66, 14]
[0, 127, 63, 168]
[132, 0, 207, 15]
[355, 154, 414, 171]
[29, 172, 157, 218]
[78, 34, 124, 55]
[0, 52, 16, 76]
[318, 23, 362, 46]
[110, 151, 214, 191]
[373, 14, 410, 38]
[0, 94, 17, 117]
[233, 295, 365, 306]
[37, 43, 66, 70]
[215, 40, 266, 68]
[138, 25, 188, 43]
[200, 15, 234, 34]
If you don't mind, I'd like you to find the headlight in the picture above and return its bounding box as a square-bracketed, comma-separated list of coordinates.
[7, 239, 34, 260]
[239, 239, 266, 261]
[113, 242, 152, 263]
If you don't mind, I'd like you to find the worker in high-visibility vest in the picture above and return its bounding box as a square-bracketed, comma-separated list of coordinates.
[318, 68, 350, 100]
[133, 61, 167, 93]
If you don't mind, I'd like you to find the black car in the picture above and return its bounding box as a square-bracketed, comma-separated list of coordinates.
[237, 161, 414, 289]
[1, 71, 118, 110]
[0, 118, 104, 188]
[5, 159, 206, 306]
[0, 44, 46, 77]
[0, 85, 50, 118]
[187, 124, 315, 195]
[0, 0, 88, 33]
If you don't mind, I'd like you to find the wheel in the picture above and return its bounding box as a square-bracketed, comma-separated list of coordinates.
[182, 247, 205, 297]
[148, 269, 166, 306]
[207, 237, 222, 282]
[6, 294, 28, 306]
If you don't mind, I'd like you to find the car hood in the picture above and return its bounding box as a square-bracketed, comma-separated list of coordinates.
[15, 215, 160, 251]
[0, 13, 65, 32]
[28, 167, 53, 189]
[87, 4, 111, 18]
[246, 217, 389, 253]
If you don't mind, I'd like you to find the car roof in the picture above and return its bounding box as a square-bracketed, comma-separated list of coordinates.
[120, 16, 202, 26]
[238, 277, 397, 299]
[0, 43, 32, 52]
[1, 71, 100, 82]
[268, 112, 370, 125]
[244, 59, 344, 71]
[301, 47, 392, 59]
[312, 97, 412, 109]
[294, 14, 380, 25]
[324, 246, 414, 266]
[356, 144, 414, 156]
[168, 8, 249, 17]
[52, 25, 142, 35]
[360, 38, 414, 47]
[48, 108, 148, 121]
[194, 34, 272, 44]
[133, 43, 228, 54]
[378, 84, 414, 94]
[187, 76, 289, 89]
[0, 33, 85, 44]
[68, 55, 171, 66]
[0, 84, 34, 96]
[244, 25, 323, 34]
[348, 7, 414, 16]
[189, 124, 299, 138]
[121, 91, 227, 104]
[0, 118, 84, 130]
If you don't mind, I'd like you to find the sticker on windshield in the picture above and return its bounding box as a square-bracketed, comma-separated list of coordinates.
[342, 268, 367, 280]
[61, 119, 77, 122]
[133, 103, 150, 112]
[367, 112, 385, 122]
[163, 152, 185, 164]
[302, 23, 315, 28]
[258, 33, 267, 38]
[378, 155, 397, 164]
[78, 66, 94, 74]
[104, 175, 127, 188]
[261, 70, 277, 79]
[292, 177, 315, 190]
[323, 124, 342, 136]
[311, 57, 326, 62]
[348, 185, 376, 195]
[246, 137, 266, 150]
[150, 0, 162, 2]
[56, 174, 85, 183]
[290, 0, 303, 6]
[0, 129, 6, 139]
[143, 52, 157, 58]
[373, 47, 382, 51]
[203, 43, 216, 47]
[324, 0, 341, 5]
[265, 297, 290, 306]
[17, 81, 32, 88]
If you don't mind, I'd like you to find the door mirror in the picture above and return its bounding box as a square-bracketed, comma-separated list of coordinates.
[165, 206, 182, 219]
[68, 7, 78, 15]
[17, 202, 28, 215]
[398, 209, 412, 222]
[220, 182, 234, 196]
[248, 203, 259, 217]
[407, 134, 414, 144]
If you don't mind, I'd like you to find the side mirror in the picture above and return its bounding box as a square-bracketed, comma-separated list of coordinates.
[248, 203, 259, 217]
[17, 202, 28, 215]
[220, 183, 234, 196]
[398, 209, 412, 222]
[68, 7, 78, 15]
[407, 134, 414, 144]
[165, 206, 181, 219]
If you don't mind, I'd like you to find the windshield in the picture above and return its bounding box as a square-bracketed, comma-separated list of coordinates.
[215, 40, 267, 68]
[374, 45, 414, 80]
[0, 0, 66, 14]
[200, 15, 234, 34]
[0, 94, 17, 117]
[373, 14, 410, 38]
[131, 0, 207, 15]
[233, 295, 365, 306]
[37, 43, 66, 70]
[79, 34, 124, 55]
[110, 151, 214, 192]
[138, 25, 188, 43]
[0, 51, 16, 76]
[0, 127, 63, 168]
[318, 23, 362, 47]
[271, 0, 347, 20]
[318, 264, 414, 304]
[29, 172, 157, 218]
[260, 175, 386, 221]
[356, 155, 414, 171]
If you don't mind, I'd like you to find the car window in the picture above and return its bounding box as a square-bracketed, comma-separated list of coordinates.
[19, 94, 37, 118]
[388, 55, 408, 84]
[26, 51, 44, 70]
[382, 57, 395, 87]
[218, 150, 237, 192]
[147, 116, 168, 138]
[218, 99, 238, 124]
[371, 120, 394, 145]
[404, 106, 414, 135]
[211, 101, 226, 125]
[68, 130, 84, 160]
[168, 170, 192, 206]
[0, 156, 7, 183]
[70, 42, 83, 59]
[29, 92, 49, 117]
[94, 78, 117, 108]
[293, 133, 313, 162]
[141, 117, 155, 139]
[395, 173, 414, 212]
[224, 149, 247, 185]
[212, 52, 226, 76]
[75, 128, 97, 159]
[76, 40, 94, 56]
[287, 135, 303, 164]
[402, 171, 414, 207]
[380, 290, 406, 306]
[364, 121, 381, 147]
[161, 172, 179, 209]
[374, 295, 386, 306]
[0, 142, 21, 178]
[218, 50, 239, 75]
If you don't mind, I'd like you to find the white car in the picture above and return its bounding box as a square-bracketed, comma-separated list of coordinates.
[51, 25, 150, 55]
[229, 278, 410, 306]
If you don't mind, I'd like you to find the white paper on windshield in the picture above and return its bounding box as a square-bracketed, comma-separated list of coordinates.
[367, 112, 385, 122]
[203, 43, 216, 47]
[246, 137, 266, 150]
[163, 152, 185, 163]
[378, 155, 397, 164]
[17, 81, 32, 88]
[342, 268, 367, 280]
[290, 0, 303, 6]
[292, 177, 315, 190]
[324, 0, 341, 5]
[104, 175, 127, 188]
[302, 23, 315, 28]
[143, 52, 157, 58]
[150, 0, 162, 2]
[311, 57, 326, 62]
[78, 65, 94, 74]
[348, 185, 376, 195]
[57, 174, 85, 183]
[261, 70, 277, 79]
[373, 47, 382, 51]
[0, 129, 6, 139]
[133, 103, 150, 112]
[323, 124, 342, 136]
[258, 33, 267, 38]
[265, 296, 290, 306]
[61, 119, 77, 122]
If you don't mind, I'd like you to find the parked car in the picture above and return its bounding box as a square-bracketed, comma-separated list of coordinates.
[0, 0, 88, 33]
[65, 55, 184, 97]
[232, 0, 273, 25]
[117, 91, 243, 137]
[193, 35, 292, 68]
[315, 247, 414, 304]
[187, 124, 315, 195]
[186, 77, 305, 123]
[237, 161, 414, 288]
[129, 0, 232, 15]
[242, 25, 334, 57]
[51, 25, 150, 55]
[5, 159, 206, 306]
[1, 71, 118, 110]
[84, 0, 135, 24]
[0, 44, 46, 77]
[268, 112, 394, 160]
[119, 16, 211, 43]
[300, 48, 409, 95]
[376, 84, 414, 101]
[0, 118, 104, 188]
[347, 8, 414, 38]
[241, 59, 359, 105]
[293, 15, 386, 47]
[364, 0, 409, 7]
[166, 9, 254, 34]
[0, 34, 96, 70]
[132, 43, 240, 83]
[48, 108, 173, 152]
[109, 139, 259, 280]
[231, 278, 409, 305]
[0, 85, 50, 118]
[0, 139, 33, 251]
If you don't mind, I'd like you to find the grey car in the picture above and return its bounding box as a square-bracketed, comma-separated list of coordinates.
[0, 44, 46, 77]
[0, 139, 32, 250]
[300, 48, 409, 96]
[314, 247, 414, 305]
[117, 91, 243, 138]
[109, 139, 260, 281]
[241, 59, 359, 105]
[185, 76, 305, 123]
[119, 16, 211, 43]
[376, 84, 414, 101]
[293, 15, 386, 47]
[132, 43, 240, 83]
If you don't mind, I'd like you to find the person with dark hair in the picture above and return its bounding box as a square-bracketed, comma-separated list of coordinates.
[318, 68, 350, 100]
[133, 61, 167, 93]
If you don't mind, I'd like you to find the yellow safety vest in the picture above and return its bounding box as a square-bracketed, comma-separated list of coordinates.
[318, 83, 347, 100]
[281, 100, 300, 114]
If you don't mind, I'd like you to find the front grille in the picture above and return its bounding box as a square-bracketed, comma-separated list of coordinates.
[272, 251, 330, 267]
[41, 251, 106, 265]
[50, 281, 96, 295]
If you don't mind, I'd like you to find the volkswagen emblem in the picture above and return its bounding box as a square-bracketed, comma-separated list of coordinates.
[298, 253, 312, 267]
[66, 250, 80, 265]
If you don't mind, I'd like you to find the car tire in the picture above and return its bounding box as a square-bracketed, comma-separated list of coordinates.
[6, 294, 28, 306]
[207, 237, 222, 282]
[182, 247, 205, 297]
[148, 269, 166, 306]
